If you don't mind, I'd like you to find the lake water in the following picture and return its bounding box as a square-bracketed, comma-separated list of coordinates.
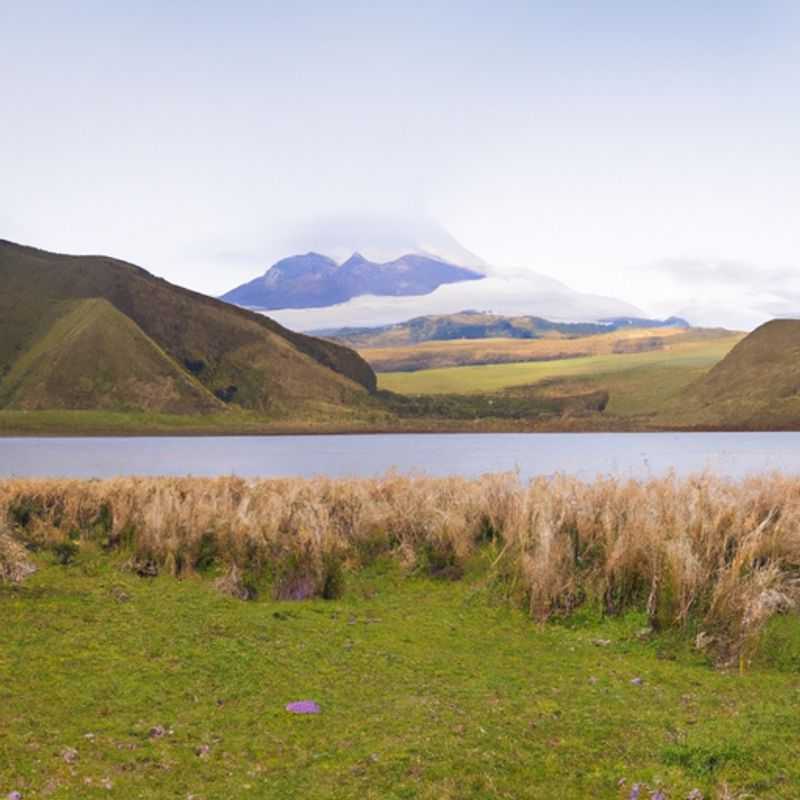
[2, 433, 800, 481]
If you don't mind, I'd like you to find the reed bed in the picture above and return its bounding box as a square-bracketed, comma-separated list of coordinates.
[3, 472, 800, 661]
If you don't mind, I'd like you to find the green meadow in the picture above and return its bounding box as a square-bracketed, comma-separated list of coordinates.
[3, 551, 800, 799]
[377, 336, 741, 408]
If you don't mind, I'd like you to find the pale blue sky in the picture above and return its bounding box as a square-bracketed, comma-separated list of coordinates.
[3, 1, 799, 326]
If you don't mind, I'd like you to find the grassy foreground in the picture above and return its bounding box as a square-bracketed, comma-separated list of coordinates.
[4, 474, 800, 796]
[5, 553, 800, 799]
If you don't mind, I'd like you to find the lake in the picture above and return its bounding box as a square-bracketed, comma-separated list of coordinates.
[2, 432, 800, 481]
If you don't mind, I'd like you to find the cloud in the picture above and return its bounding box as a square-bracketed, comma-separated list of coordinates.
[655, 258, 797, 288]
[266, 274, 643, 332]
[632, 258, 800, 330]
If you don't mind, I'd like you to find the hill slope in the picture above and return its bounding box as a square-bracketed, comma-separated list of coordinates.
[0, 240, 376, 417]
[221, 252, 483, 310]
[675, 319, 800, 428]
[0, 299, 222, 413]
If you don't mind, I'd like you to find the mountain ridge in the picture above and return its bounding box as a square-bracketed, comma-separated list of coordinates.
[319, 310, 692, 348]
[221, 251, 484, 310]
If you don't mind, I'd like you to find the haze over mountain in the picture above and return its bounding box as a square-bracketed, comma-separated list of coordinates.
[268, 214, 490, 272]
[221, 252, 483, 310]
[265, 271, 645, 332]
[0, 240, 375, 416]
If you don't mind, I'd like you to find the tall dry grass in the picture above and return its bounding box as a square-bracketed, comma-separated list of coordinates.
[3, 472, 800, 661]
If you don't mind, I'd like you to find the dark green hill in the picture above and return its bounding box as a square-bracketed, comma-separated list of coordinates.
[0, 299, 222, 413]
[0, 240, 376, 417]
[676, 319, 800, 428]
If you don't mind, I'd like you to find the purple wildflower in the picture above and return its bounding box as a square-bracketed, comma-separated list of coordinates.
[286, 700, 321, 714]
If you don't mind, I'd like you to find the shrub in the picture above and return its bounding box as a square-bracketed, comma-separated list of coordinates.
[0, 529, 37, 584]
[53, 540, 79, 565]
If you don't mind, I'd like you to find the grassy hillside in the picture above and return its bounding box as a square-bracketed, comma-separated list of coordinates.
[360, 327, 719, 372]
[0, 240, 376, 418]
[0, 299, 222, 413]
[670, 320, 800, 428]
[4, 474, 800, 798]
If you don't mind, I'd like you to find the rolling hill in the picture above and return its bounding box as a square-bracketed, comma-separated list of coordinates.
[321, 310, 691, 348]
[674, 319, 800, 428]
[0, 239, 376, 417]
[220, 252, 484, 310]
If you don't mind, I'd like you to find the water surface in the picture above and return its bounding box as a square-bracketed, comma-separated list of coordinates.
[2, 433, 800, 481]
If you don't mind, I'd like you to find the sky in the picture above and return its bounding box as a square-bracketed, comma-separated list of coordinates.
[2, 1, 799, 328]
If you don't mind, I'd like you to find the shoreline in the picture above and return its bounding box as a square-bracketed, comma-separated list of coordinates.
[3, 421, 800, 437]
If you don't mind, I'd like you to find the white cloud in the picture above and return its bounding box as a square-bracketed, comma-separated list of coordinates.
[625, 258, 800, 330]
[266, 274, 643, 332]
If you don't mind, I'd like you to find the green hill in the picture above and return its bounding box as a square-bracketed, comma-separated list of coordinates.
[0, 299, 223, 413]
[674, 319, 800, 428]
[0, 240, 376, 418]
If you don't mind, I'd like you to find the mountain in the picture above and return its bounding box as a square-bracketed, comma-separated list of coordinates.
[0, 240, 376, 416]
[677, 319, 800, 428]
[320, 311, 690, 348]
[220, 252, 484, 310]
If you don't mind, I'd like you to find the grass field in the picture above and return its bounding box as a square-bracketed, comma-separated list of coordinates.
[0, 403, 391, 437]
[5, 473, 800, 797]
[358, 326, 702, 373]
[378, 335, 743, 419]
[4, 550, 800, 799]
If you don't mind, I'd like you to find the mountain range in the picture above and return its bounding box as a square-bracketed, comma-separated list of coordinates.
[320, 311, 691, 348]
[221, 252, 484, 310]
[0, 240, 375, 417]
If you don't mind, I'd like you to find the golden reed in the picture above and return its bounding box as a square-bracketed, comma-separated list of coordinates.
[3, 472, 800, 660]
